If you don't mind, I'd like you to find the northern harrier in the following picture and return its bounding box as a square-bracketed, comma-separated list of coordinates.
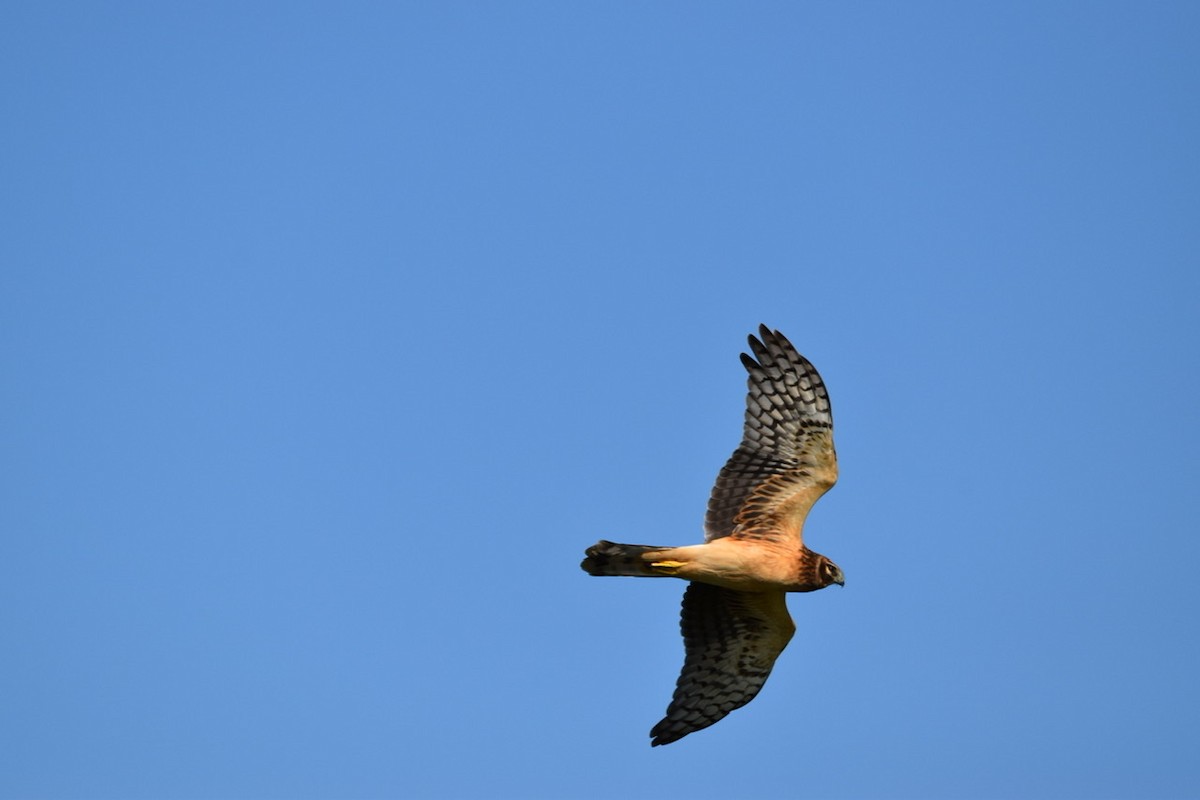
[581, 325, 844, 746]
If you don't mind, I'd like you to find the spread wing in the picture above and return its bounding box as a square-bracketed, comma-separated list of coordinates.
[704, 325, 837, 544]
[650, 583, 795, 746]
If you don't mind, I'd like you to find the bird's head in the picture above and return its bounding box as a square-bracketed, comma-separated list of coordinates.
[818, 556, 846, 588]
[793, 551, 844, 591]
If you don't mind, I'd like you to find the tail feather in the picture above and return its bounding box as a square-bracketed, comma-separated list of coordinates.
[581, 540, 670, 577]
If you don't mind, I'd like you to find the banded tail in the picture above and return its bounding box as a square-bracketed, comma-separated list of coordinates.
[581, 540, 673, 577]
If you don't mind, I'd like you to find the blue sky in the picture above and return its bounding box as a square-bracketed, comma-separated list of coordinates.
[3, 2, 1198, 798]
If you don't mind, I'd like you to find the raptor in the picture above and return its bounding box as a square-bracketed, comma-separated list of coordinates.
[581, 325, 844, 746]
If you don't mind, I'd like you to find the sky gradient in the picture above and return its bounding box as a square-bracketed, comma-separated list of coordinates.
[3, 3, 1198, 798]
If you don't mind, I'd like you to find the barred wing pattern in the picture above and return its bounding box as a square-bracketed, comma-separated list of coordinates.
[650, 584, 795, 746]
[704, 326, 837, 543]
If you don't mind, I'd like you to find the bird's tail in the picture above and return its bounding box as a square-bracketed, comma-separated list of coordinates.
[581, 540, 675, 577]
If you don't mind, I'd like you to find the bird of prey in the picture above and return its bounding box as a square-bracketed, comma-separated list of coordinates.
[581, 325, 844, 746]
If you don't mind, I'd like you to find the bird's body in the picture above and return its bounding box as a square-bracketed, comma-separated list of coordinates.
[581, 536, 833, 593]
[581, 326, 845, 746]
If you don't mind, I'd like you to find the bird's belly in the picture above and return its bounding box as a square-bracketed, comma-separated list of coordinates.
[682, 542, 799, 591]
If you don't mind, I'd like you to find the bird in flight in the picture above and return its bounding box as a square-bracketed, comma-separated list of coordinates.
[581, 325, 844, 746]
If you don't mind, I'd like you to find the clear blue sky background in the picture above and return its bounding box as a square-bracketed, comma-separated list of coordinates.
[3, 3, 1198, 798]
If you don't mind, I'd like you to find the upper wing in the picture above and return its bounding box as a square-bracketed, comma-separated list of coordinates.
[650, 583, 795, 746]
[704, 325, 837, 543]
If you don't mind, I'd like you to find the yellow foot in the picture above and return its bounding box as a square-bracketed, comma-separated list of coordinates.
[650, 560, 686, 575]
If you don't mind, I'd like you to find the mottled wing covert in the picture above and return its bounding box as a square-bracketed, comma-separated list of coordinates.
[650, 583, 795, 746]
[704, 326, 837, 543]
